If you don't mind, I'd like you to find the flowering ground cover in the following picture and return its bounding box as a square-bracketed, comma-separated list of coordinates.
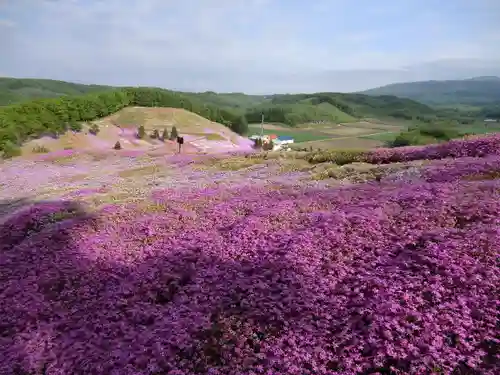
[0, 136, 499, 374]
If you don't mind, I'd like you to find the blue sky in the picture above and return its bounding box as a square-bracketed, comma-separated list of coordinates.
[1, 0, 499, 93]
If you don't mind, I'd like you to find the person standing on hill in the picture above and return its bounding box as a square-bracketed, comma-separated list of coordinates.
[177, 136, 184, 153]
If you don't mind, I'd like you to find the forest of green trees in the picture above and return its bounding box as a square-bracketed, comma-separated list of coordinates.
[0, 87, 249, 156]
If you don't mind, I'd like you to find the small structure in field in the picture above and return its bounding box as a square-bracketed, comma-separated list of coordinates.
[249, 134, 294, 151]
[272, 136, 294, 151]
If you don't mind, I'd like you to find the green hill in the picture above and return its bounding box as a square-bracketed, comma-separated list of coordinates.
[0, 77, 112, 106]
[0, 87, 251, 157]
[1, 77, 445, 125]
[184, 91, 268, 113]
[361, 76, 500, 106]
[254, 92, 439, 124]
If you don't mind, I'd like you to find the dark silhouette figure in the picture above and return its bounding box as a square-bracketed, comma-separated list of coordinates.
[177, 136, 184, 153]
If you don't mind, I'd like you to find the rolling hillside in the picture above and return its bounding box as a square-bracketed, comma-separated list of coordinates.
[1, 76, 493, 158]
[185, 91, 268, 113]
[0, 77, 112, 106]
[22, 107, 253, 156]
[1, 77, 443, 124]
[362, 76, 500, 106]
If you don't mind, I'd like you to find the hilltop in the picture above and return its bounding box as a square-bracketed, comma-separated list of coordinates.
[22, 107, 253, 156]
[0, 85, 256, 158]
[362, 76, 500, 106]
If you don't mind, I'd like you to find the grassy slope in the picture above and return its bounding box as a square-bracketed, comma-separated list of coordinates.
[301, 100, 357, 122]
[109, 106, 240, 137]
[361, 77, 500, 106]
[23, 107, 248, 156]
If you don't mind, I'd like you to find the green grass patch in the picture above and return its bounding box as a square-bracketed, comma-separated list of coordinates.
[457, 123, 500, 135]
[246, 125, 333, 143]
[115, 110, 147, 126]
[186, 132, 227, 141]
[360, 132, 399, 142]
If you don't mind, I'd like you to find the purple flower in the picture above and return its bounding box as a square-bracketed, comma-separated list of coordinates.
[0, 134, 499, 374]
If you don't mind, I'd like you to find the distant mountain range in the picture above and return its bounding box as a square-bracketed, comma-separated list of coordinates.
[361, 76, 500, 107]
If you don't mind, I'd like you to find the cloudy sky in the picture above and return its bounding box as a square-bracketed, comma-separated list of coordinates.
[1, 0, 499, 93]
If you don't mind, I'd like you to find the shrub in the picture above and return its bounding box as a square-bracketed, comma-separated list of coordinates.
[68, 121, 83, 132]
[253, 138, 263, 149]
[388, 125, 460, 148]
[418, 125, 459, 140]
[137, 125, 146, 139]
[113, 141, 122, 150]
[231, 115, 249, 135]
[1, 140, 21, 159]
[261, 139, 274, 151]
[305, 149, 366, 165]
[170, 126, 179, 140]
[160, 128, 169, 141]
[89, 123, 100, 135]
[32, 145, 50, 154]
[150, 129, 160, 139]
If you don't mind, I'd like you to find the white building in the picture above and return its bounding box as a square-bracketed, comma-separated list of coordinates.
[272, 136, 294, 151]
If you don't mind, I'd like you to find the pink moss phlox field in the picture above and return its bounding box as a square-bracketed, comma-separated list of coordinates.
[34, 149, 78, 161]
[1, 163, 499, 375]
[421, 155, 500, 182]
[120, 149, 146, 157]
[365, 133, 500, 164]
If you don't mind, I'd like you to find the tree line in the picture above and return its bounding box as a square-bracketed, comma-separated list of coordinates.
[245, 102, 354, 127]
[0, 87, 249, 157]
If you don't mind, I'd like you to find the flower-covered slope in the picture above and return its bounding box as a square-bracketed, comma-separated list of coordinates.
[0, 135, 499, 375]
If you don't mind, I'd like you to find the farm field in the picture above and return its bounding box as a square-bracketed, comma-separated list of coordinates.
[1, 134, 499, 374]
[457, 121, 500, 134]
[360, 131, 400, 142]
[247, 124, 333, 142]
[248, 120, 406, 148]
[292, 136, 386, 150]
